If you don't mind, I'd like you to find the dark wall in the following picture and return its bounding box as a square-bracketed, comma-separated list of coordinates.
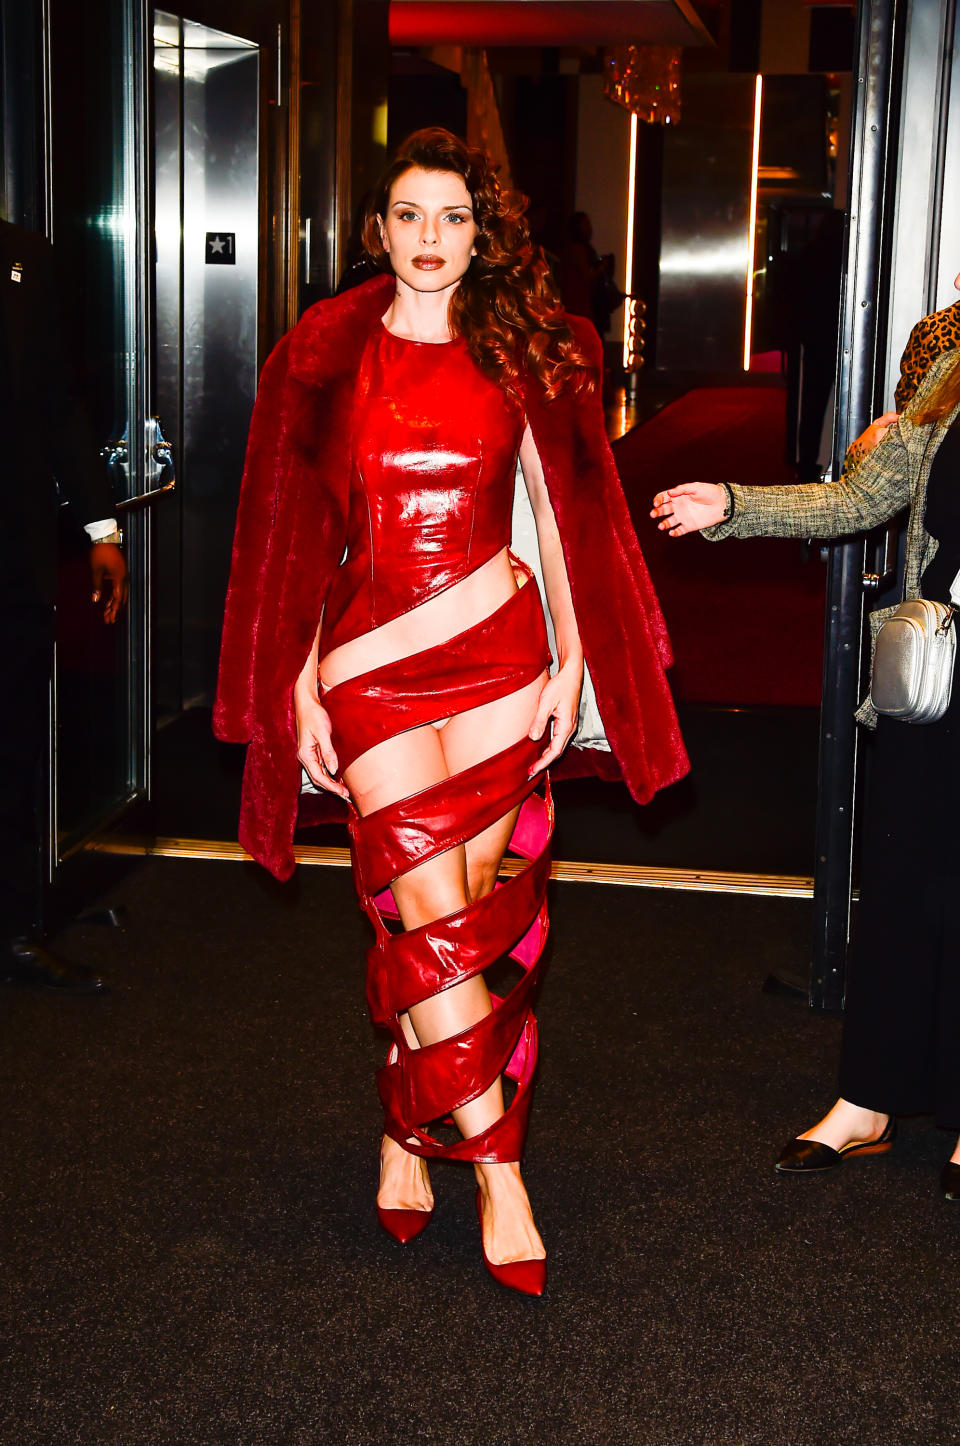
[301, 0, 389, 304]
[502, 70, 578, 251]
[186, 0, 285, 45]
[760, 74, 828, 193]
[0, 0, 45, 228]
[300, 1, 341, 305]
[350, 0, 391, 263]
[388, 59, 467, 152]
[728, 0, 762, 70]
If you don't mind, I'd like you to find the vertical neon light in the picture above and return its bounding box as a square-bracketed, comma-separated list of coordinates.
[622, 111, 639, 371]
[743, 74, 763, 372]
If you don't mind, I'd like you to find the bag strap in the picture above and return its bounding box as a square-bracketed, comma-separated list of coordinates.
[950, 565, 960, 610]
[933, 564, 960, 637]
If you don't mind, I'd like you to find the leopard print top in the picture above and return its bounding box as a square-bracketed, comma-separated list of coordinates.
[894, 299, 960, 410]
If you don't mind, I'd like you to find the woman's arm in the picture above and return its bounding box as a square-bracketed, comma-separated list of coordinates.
[650, 415, 914, 541]
[518, 425, 584, 773]
[293, 621, 350, 799]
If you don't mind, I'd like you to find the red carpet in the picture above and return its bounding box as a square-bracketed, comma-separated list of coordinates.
[616, 387, 825, 707]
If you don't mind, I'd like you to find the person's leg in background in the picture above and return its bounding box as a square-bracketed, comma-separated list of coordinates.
[0, 595, 106, 994]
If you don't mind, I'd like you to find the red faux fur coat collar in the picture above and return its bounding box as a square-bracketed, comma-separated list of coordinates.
[214, 275, 687, 879]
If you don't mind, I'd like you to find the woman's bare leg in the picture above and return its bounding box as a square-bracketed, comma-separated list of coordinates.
[345, 724, 459, 1217]
[434, 673, 548, 1267]
[347, 725, 515, 1218]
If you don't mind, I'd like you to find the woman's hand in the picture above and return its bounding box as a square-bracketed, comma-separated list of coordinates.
[650, 482, 728, 537]
[852, 411, 899, 456]
[294, 685, 351, 800]
[528, 659, 584, 776]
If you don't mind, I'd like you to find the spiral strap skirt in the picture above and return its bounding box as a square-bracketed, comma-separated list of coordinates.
[322, 579, 554, 1164]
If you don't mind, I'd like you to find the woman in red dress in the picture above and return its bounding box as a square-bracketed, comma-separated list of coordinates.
[215, 130, 686, 1294]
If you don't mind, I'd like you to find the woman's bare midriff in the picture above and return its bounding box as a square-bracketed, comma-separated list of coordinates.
[318, 547, 522, 695]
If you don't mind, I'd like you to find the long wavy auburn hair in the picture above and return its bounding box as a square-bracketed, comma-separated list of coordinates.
[361, 128, 597, 401]
[911, 349, 960, 426]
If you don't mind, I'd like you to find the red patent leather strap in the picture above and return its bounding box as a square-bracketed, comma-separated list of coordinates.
[331, 600, 554, 1165]
[351, 734, 542, 899]
[323, 579, 550, 773]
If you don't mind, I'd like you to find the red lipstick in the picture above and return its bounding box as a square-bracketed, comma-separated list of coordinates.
[412, 255, 445, 270]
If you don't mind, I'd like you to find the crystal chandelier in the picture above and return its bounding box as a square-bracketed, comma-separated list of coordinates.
[604, 45, 682, 125]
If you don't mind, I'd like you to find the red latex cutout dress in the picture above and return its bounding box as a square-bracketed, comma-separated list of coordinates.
[320, 325, 554, 1163]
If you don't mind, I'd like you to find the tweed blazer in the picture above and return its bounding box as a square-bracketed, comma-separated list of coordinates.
[703, 348, 960, 725]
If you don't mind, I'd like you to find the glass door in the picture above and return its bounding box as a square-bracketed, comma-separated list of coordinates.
[153, 12, 259, 722]
[47, 0, 151, 864]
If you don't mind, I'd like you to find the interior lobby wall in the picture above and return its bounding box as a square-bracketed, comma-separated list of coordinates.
[573, 74, 632, 298]
[759, 0, 812, 73]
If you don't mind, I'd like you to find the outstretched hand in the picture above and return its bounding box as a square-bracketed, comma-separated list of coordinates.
[650, 482, 728, 537]
[528, 659, 583, 776]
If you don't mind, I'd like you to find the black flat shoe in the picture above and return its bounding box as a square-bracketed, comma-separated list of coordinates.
[941, 1162, 960, 1201]
[0, 937, 108, 995]
[774, 1115, 896, 1174]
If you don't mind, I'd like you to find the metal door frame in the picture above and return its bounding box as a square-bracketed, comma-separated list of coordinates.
[48, 0, 153, 874]
[812, 0, 958, 1009]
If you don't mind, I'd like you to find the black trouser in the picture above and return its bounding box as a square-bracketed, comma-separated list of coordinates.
[0, 593, 56, 939]
[839, 694, 960, 1131]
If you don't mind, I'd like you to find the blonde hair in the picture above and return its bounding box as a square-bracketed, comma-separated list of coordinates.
[911, 351, 960, 426]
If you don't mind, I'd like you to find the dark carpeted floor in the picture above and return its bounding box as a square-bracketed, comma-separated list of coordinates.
[2, 859, 956, 1445]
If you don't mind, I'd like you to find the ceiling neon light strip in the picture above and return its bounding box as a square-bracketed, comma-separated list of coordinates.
[743, 74, 763, 372]
[622, 111, 638, 372]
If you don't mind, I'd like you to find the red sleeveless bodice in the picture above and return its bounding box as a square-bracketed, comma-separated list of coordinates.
[320, 324, 525, 655]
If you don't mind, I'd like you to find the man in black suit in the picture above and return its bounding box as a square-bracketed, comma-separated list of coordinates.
[0, 218, 128, 993]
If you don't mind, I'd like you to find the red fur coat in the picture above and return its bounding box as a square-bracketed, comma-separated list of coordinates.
[214, 275, 688, 879]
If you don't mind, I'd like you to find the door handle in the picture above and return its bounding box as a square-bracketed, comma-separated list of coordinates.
[103, 416, 177, 511]
[116, 476, 176, 511]
[862, 523, 897, 591]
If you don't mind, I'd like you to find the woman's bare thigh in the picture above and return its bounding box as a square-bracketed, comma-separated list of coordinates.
[439, 672, 547, 778]
[439, 670, 548, 891]
[343, 722, 468, 930]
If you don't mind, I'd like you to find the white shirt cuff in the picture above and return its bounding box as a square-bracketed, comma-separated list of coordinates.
[84, 519, 118, 542]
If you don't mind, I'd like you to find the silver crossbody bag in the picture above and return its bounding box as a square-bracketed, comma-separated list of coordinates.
[870, 564, 960, 724]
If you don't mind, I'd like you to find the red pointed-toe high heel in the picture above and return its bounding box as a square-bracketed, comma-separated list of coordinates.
[376, 1138, 434, 1243]
[376, 1203, 433, 1244]
[475, 1189, 546, 1297]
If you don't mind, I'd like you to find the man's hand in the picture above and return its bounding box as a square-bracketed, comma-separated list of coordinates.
[90, 543, 129, 624]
